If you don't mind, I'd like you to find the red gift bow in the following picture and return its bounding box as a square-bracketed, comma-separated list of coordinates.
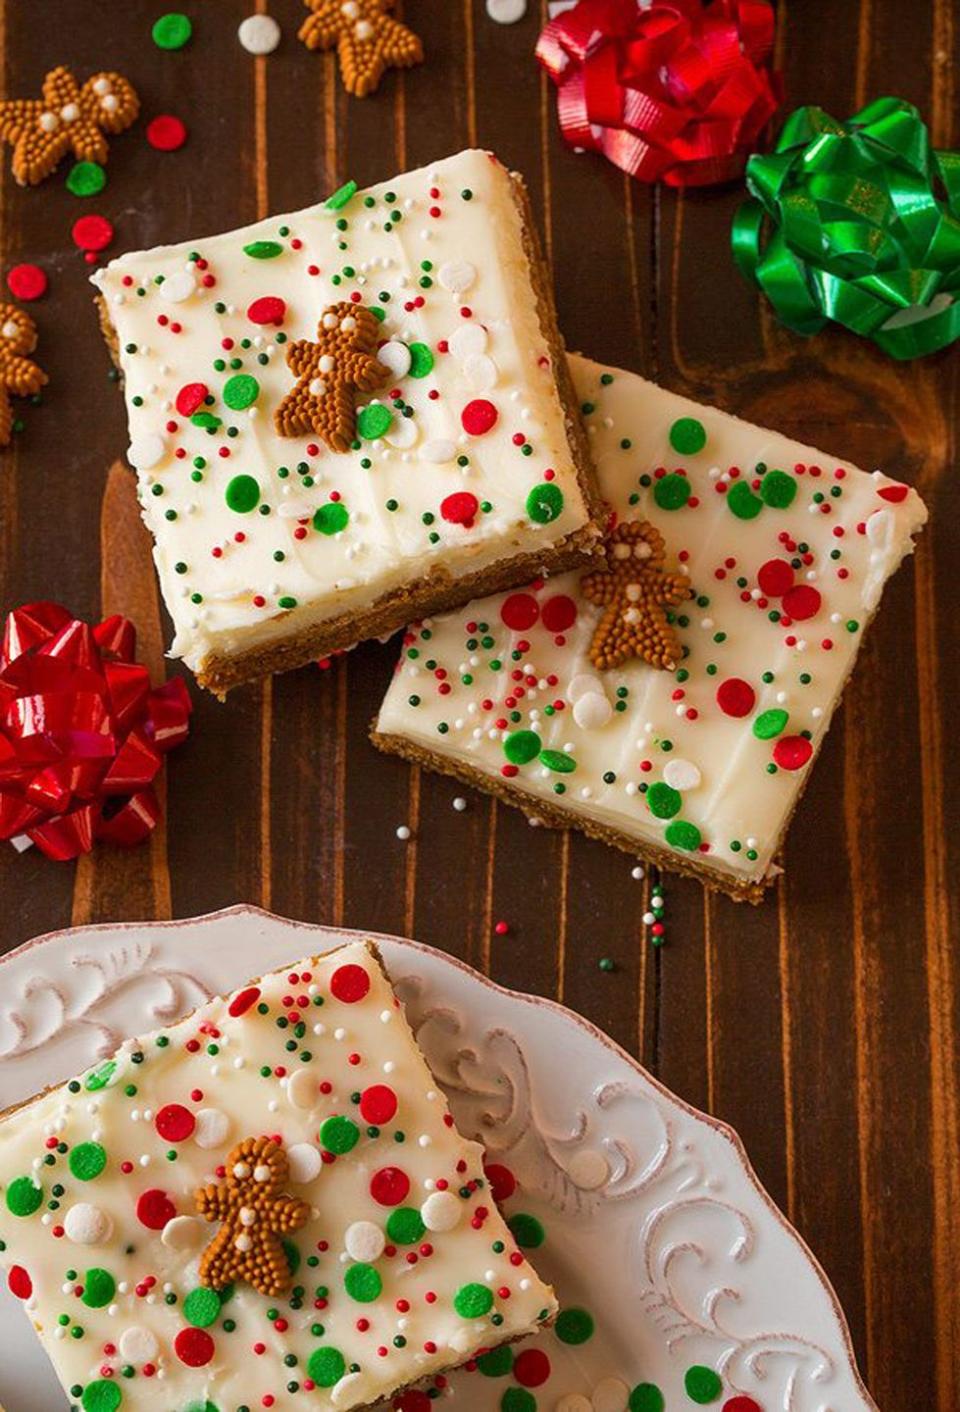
[0, 601, 192, 860]
[536, 0, 781, 187]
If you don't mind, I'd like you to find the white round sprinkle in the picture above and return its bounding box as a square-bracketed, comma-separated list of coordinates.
[462, 353, 498, 391]
[452, 797, 467, 812]
[396, 825, 411, 840]
[160, 1215, 204, 1251]
[238, 13, 282, 54]
[63, 1203, 112, 1246]
[421, 1190, 462, 1232]
[573, 691, 612, 730]
[557, 1398, 593, 1412]
[287, 1142, 323, 1185]
[591, 1378, 630, 1412]
[287, 1068, 318, 1109]
[159, 270, 197, 304]
[487, 0, 528, 19]
[377, 340, 412, 379]
[566, 1149, 610, 1190]
[194, 1107, 231, 1150]
[127, 434, 166, 471]
[421, 438, 457, 463]
[119, 1325, 159, 1364]
[345, 1220, 386, 1262]
[438, 260, 477, 294]
[449, 322, 488, 360]
[663, 758, 702, 792]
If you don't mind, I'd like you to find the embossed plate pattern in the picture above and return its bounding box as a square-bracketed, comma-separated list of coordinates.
[0, 907, 876, 1412]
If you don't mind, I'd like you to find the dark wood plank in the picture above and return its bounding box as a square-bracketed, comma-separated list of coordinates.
[0, 4, 957, 1408]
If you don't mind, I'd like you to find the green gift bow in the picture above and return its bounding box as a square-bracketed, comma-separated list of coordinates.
[731, 96, 960, 359]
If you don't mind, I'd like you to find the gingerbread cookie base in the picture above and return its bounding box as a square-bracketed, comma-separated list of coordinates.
[94, 152, 603, 696]
[0, 939, 557, 1412]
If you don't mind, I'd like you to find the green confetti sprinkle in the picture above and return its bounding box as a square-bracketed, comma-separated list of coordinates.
[313, 502, 349, 535]
[81, 1379, 122, 1412]
[478, 1345, 515, 1376]
[454, 1282, 494, 1318]
[243, 240, 284, 260]
[646, 781, 682, 819]
[184, 1286, 221, 1327]
[222, 373, 260, 410]
[526, 482, 564, 524]
[407, 342, 435, 378]
[669, 417, 707, 455]
[152, 11, 192, 49]
[555, 1307, 594, 1344]
[538, 749, 576, 774]
[6, 1177, 43, 1217]
[319, 1115, 359, 1154]
[507, 1213, 544, 1248]
[325, 180, 357, 211]
[81, 1267, 116, 1309]
[357, 403, 393, 440]
[69, 1143, 107, 1182]
[654, 473, 691, 511]
[665, 819, 702, 851]
[629, 1385, 665, 1412]
[385, 1207, 425, 1245]
[307, 1347, 345, 1388]
[503, 730, 541, 765]
[752, 708, 789, 739]
[760, 468, 797, 508]
[344, 1262, 382, 1303]
[684, 1365, 723, 1403]
[225, 474, 260, 513]
[727, 480, 763, 519]
[66, 162, 106, 198]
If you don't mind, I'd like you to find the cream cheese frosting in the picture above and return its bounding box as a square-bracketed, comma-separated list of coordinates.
[0, 941, 556, 1410]
[92, 150, 593, 676]
[375, 355, 927, 889]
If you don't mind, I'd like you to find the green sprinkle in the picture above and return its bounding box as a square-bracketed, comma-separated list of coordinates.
[152, 11, 192, 49]
[357, 403, 393, 440]
[408, 342, 435, 378]
[507, 1212, 544, 1248]
[307, 1347, 346, 1388]
[313, 501, 349, 535]
[646, 782, 682, 819]
[555, 1307, 595, 1344]
[222, 373, 260, 410]
[526, 482, 564, 524]
[665, 819, 702, 851]
[66, 162, 106, 198]
[243, 240, 284, 260]
[344, 1263, 382, 1303]
[760, 468, 797, 508]
[684, 1365, 723, 1403]
[325, 180, 357, 211]
[669, 417, 707, 455]
[454, 1283, 494, 1318]
[225, 474, 260, 513]
[752, 708, 789, 739]
[654, 473, 691, 511]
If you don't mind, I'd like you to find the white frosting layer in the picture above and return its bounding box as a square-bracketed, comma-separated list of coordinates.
[92, 150, 591, 674]
[376, 355, 927, 886]
[0, 941, 555, 1409]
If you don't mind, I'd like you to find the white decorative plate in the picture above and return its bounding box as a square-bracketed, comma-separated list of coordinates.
[0, 907, 875, 1412]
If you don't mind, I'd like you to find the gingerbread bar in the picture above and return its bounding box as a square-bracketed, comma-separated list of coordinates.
[92, 150, 603, 695]
[0, 940, 556, 1410]
[374, 355, 927, 901]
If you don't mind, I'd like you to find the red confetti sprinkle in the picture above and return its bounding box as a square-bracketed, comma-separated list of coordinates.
[756, 558, 794, 597]
[228, 985, 262, 1017]
[146, 114, 188, 152]
[72, 215, 114, 253]
[175, 382, 209, 417]
[541, 594, 577, 633]
[440, 491, 479, 527]
[514, 1348, 551, 1388]
[247, 295, 286, 326]
[781, 585, 821, 621]
[877, 483, 908, 503]
[716, 677, 756, 718]
[460, 398, 498, 435]
[330, 964, 370, 1004]
[8, 1265, 32, 1300]
[484, 1162, 517, 1204]
[724, 1399, 762, 1412]
[6, 263, 47, 301]
[174, 1327, 215, 1367]
[155, 1103, 196, 1142]
[773, 735, 813, 770]
[359, 1084, 398, 1125]
[500, 593, 539, 631]
[369, 1166, 410, 1207]
[136, 1189, 176, 1230]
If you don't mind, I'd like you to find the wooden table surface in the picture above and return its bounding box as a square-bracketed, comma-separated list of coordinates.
[0, 2, 957, 1407]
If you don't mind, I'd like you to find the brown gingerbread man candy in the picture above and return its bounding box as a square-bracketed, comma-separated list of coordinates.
[0, 304, 47, 447]
[196, 1136, 311, 1297]
[0, 65, 139, 187]
[274, 301, 389, 451]
[580, 519, 693, 672]
[299, 0, 423, 97]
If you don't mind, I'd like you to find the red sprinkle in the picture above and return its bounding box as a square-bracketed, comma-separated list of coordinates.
[72, 215, 114, 253]
[7, 1265, 32, 1300]
[136, 1189, 176, 1230]
[773, 735, 813, 770]
[247, 295, 286, 326]
[781, 585, 822, 621]
[716, 677, 756, 718]
[176, 382, 209, 417]
[155, 1104, 196, 1143]
[500, 593, 539, 631]
[484, 1162, 517, 1204]
[359, 1084, 398, 1125]
[174, 1328, 215, 1367]
[330, 964, 370, 1004]
[6, 263, 47, 301]
[369, 1166, 410, 1207]
[514, 1348, 551, 1387]
[146, 115, 188, 152]
[440, 491, 479, 527]
[460, 398, 498, 436]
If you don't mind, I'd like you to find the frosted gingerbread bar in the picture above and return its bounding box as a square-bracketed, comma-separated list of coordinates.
[0, 940, 556, 1410]
[93, 150, 603, 695]
[374, 355, 927, 901]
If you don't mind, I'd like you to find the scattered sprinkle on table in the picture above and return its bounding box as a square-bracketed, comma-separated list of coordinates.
[238, 12, 281, 53]
[65, 160, 105, 197]
[487, 0, 528, 20]
[152, 10, 193, 49]
[6, 264, 47, 301]
[146, 114, 188, 151]
[396, 824, 412, 841]
[71, 214, 114, 255]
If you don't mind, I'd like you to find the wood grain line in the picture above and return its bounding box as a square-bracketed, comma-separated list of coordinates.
[845, 741, 878, 1382]
[853, 0, 874, 110]
[255, 1, 272, 912]
[480, 796, 498, 976]
[622, 175, 645, 357]
[636, 868, 649, 1061]
[403, 765, 421, 939]
[777, 880, 797, 1222]
[331, 662, 348, 926]
[915, 548, 960, 1410]
[703, 891, 716, 1112]
[463, 0, 477, 149]
[931, 0, 956, 144]
[555, 831, 569, 1004]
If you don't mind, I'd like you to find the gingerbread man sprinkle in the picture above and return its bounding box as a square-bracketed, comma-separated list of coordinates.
[196, 1136, 311, 1297]
[0, 65, 139, 187]
[274, 300, 389, 450]
[299, 0, 423, 97]
[0, 304, 47, 446]
[580, 519, 693, 672]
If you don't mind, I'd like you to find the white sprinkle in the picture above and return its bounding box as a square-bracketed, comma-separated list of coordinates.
[238, 13, 282, 54]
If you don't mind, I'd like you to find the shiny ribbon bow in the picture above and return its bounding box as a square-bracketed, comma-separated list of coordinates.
[0, 601, 192, 860]
[732, 96, 960, 359]
[536, 0, 780, 187]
